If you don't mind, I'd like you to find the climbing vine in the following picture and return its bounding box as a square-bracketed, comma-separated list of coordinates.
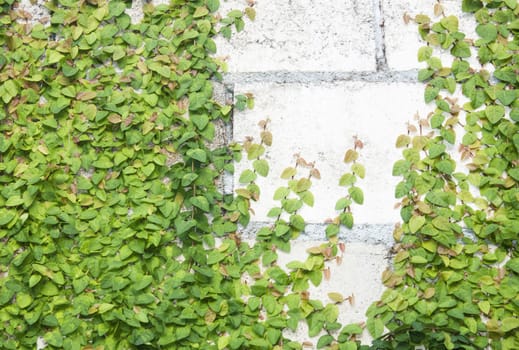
[0, 1, 363, 349]
[366, 0, 518, 349]
[0, 0, 517, 350]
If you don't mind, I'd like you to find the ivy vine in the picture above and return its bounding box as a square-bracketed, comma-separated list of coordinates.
[0, 0, 517, 350]
[367, 1, 518, 349]
[0, 1, 363, 349]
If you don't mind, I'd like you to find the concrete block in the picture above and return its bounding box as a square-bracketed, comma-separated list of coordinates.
[233, 81, 431, 225]
[277, 242, 388, 345]
[215, 0, 377, 72]
[384, 0, 479, 71]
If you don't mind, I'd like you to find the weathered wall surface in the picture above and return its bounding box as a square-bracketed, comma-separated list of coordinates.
[217, 0, 473, 345]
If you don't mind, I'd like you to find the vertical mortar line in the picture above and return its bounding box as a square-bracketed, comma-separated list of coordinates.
[222, 83, 235, 196]
[372, 0, 388, 71]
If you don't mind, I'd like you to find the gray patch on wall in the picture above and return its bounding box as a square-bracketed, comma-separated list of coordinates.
[239, 222, 395, 246]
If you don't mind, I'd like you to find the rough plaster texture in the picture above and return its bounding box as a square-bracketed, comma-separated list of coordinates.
[216, 0, 377, 72]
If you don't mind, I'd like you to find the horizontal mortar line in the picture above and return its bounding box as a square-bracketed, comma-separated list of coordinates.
[238, 221, 395, 247]
[222, 70, 419, 85]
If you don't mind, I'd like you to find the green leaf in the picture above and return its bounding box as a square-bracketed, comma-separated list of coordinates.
[73, 277, 89, 294]
[191, 196, 210, 212]
[506, 258, 519, 273]
[245, 7, 256, 21]
[393, 160, 411, 176]
[418, 46, 433, 62]
[335, 197, 352, 211]
[328, 292, 344, 303]
[435, 159, 455, 174]
[462, 0, 483, 12]
[424, 86, 439, 103]
[44, 330, 63, 347]
[239, 169, 257, 183]
[41, 282, 59, 296]
[339, 212, 353, 228]
[429, 143, 446, 158]
[451, 41, 471, 58]
[108, 1, 126, 17]
[46, 51, 64, 65]
[29, 275, 42, 288]
[295, 178, 311, 192]
[339, 173, 356, 186]
[207, 0, 220, 12]
[98, 303, 115, 313]
[418, 68, 434, 81]
[432, 216, 450, 231]
[501, 317, 519, 332]
[349, 186, 364, 204]
[366, 318, 384, 338]
[191, 113, 209, 130]
[187, 148, 207, 162]
[425, 191, 452, 207]
[441, 16, 458, 32]
[485, 105, 505, 124]
[143, 93, 158, 107]
[193, 6, 209, 18]
[134, 276, 153, 291]
[247, 144, 265, 160]
[282, 199, 302, 213]
[409, 215, 425, 233]
[351, 163, 365, 179]
[410, 256, 428, 264]
[218, 335, 230, 350]
[5, 196, 24, 207]
[280, 167, 296, 179]
[50, 98, 70, 114]
[478, 301, 491, 314]
[496, 89, 517, 106]
[273, 187, 289, 200]
[476, 24, 498, 42]
[92, 156, 114, 169]
[317, 335, 334, 349]
[227, 10, 243, 18]
[253, 159, 269, 177]
[16, 293, 33, 309]
[141, 163, 155, 177]
[181, 173, 198, 186]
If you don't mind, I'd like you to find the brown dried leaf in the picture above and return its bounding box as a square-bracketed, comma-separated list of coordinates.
[403, 12, 411, 24]
[434, 3, 444, 17]
[310, 168, 321, 179]
[323, 267, 331, 281]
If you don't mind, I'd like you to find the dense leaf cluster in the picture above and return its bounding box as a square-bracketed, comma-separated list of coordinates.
[0, 0, 255, 348]
[0, 1, 364, 349]
[1, 0, 517, 349]
[368, 0, 518, 349]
